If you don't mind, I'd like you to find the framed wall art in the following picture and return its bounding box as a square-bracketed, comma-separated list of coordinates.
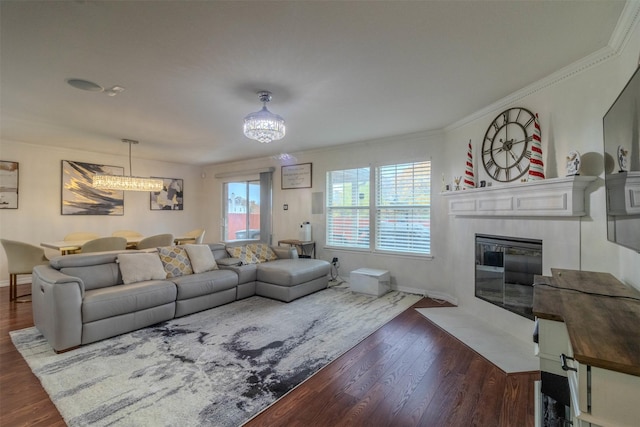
[282, 163, 312, 189]
[62, 160, 124, 215]
[0, 161, 19, 209]
[150, 177, 184, 210]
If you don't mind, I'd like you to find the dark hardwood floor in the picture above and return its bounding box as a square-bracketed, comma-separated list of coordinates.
[1, 284, 538, 426]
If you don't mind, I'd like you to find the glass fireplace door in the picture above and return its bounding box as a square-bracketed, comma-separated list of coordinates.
[475, 234, 542, 320]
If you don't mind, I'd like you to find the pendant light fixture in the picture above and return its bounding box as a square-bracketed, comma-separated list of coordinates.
[243, 91, 286, 143]
[93, 139, 164, 192]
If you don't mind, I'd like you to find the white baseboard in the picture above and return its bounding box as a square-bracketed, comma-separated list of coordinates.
[424, 290, 458, 305]
[393, 285, 458, 306]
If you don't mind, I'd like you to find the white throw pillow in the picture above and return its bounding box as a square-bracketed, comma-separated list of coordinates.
[117, 253, 167, 285]
[184, 244, 218, 273]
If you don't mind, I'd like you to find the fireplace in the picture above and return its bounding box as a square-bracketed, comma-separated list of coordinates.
[475, 234, 542, 320]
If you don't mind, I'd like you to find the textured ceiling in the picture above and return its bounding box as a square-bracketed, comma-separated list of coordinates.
[0, 1, 627, 165]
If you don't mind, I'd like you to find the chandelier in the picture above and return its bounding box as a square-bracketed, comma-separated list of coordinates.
[93, 139, 164, 192]
[243, 91, 285, 143]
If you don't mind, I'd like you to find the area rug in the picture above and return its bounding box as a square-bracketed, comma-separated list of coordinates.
[415, 306, 539, 373]
[11, 286, 420, 427]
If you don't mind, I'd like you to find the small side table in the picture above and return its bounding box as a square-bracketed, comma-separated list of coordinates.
[278, 239, 316, 258]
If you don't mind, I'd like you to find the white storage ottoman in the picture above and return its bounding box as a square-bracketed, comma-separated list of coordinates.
[350, 268, 390, 297]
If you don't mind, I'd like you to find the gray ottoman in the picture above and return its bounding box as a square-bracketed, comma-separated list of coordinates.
[256, 258, 330, 302]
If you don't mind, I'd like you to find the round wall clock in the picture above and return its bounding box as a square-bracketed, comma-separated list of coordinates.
[481, 107, 536, 182]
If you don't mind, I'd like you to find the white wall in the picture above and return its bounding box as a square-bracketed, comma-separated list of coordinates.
[0, 140, 205, 282]
[2, 13, 639, 346]
[440, 20, 640, 340]
[201, 19, 640, 345]
[202, 131, 448, 296]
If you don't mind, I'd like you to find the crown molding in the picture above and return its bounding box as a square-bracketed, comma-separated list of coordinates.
[609, 0, 640, 55]
[445, 1, 640, 132]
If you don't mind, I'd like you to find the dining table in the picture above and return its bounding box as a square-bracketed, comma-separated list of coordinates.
[41, 235, 195, 255]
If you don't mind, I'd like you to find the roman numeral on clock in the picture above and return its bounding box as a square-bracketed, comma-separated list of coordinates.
[492, 167, 501, 180]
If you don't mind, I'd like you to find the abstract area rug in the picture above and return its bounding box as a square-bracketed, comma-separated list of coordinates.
[11, 287, 420, 427]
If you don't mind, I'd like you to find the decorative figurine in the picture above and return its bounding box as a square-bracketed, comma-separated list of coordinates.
[463, 140, 476, 189]
[528, 113, 545, 181]
[566, 151, 581, 176]
[617, 145, 628, 172]
[454, 176, 462, 191]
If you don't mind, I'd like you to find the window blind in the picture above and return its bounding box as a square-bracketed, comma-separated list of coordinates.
[375, 161, 431, 254]
[326, 167, 370, 248]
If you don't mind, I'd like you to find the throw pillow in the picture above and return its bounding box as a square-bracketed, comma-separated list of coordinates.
[117, 253, 167, 285]
[184, 244, 218, 273]
[247, 243, 278, 262]
[226, 245, 259, 265]
[157, 246, 193, 278]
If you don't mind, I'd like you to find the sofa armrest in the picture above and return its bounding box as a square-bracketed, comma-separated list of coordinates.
[32, 265, 85, 352]
[272, 246, 298, 259]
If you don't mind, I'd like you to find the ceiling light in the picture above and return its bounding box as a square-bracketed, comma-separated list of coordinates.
[243, 91, 285, 143]
[66, 79, 125, 96]
[93, 139, 164, 192]
[105, 85, 125, 96]
[66, 78, 103, 92]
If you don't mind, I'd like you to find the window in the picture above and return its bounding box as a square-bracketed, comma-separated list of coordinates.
[224, 181, 261, 240]
[326, 167, 370, 248]
[326, 161, 431, 255]
[375, 161, 431, 254]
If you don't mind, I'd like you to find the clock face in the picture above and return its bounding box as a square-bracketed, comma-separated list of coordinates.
[481, 107, 535, 182]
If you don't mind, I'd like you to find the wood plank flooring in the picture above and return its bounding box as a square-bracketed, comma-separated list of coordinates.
[0, 284, 539, 426]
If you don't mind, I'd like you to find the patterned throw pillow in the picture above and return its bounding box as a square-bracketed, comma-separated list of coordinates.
[226, 245, 259, 265]
[247, 243, 278, 263]
[157, 246, 193, 278]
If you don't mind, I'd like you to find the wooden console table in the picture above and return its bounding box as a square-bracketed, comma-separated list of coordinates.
[277, 239, 316, 258]
[533, 268, 640, 426]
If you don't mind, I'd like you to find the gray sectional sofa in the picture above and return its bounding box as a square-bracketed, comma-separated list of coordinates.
[31, 243, 330, 352]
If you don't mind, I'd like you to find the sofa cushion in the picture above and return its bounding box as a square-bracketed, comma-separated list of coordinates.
[82, 280, 177, 323]
[247, 243, 278, 262]
[158, 246, 193, 278]
[217, 257, 242, 267]
[226, 245, 259, 265]
[117, 253, 167, 284]
[256, 259, 330, 287]
[184, 244, 218, 273]
[171, 269, 238, 300]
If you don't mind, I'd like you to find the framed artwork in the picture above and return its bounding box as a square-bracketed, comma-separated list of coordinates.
[62, 160, 124, 215]
[282, 163, 312, 189]
[150, 177, 184, 210]
[0, 161, 19, 209]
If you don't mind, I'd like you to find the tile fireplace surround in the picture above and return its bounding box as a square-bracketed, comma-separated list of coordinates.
[440, 176, 598, 340]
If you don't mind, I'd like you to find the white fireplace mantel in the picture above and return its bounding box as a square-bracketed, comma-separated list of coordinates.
[441, 176, 597, 217]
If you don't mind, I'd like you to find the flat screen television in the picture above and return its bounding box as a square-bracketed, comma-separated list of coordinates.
[603, 65, 640, 252]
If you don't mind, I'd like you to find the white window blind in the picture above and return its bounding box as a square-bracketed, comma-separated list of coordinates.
[375, 161, 431, 254]
[326, 167, 370, 248]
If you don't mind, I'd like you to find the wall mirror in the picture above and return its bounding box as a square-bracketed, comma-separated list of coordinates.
[603, 65, 640, 252]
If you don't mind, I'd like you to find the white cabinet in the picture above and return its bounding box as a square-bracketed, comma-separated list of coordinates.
[534, 269, 640, 427]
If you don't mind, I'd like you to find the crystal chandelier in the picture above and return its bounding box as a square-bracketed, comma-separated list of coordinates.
[243, 91, 286, 143]
[93, 139, 164, 192]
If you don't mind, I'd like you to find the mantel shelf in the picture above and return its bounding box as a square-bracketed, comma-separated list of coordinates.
[441, 176, 597, 217]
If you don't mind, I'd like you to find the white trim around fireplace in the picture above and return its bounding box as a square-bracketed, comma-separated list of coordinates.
[441, 176, 597, 217]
